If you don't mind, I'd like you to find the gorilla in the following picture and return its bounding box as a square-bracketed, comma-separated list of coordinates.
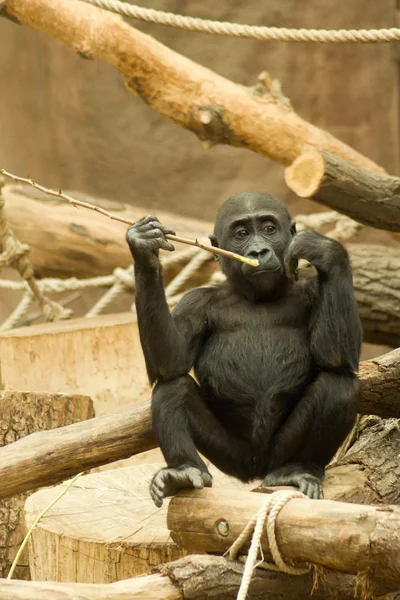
[126, 192, 362, 507]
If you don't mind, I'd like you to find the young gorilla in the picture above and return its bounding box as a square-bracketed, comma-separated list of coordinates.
[126, 193, 362, 507]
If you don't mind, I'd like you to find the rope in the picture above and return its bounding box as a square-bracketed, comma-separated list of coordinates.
[228, 490, 309, 600]
[165, 249, 211, 298]
[84, 0, 400, 44]
[0, 186, 71, 328]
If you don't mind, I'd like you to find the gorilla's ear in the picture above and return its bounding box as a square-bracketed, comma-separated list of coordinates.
[209, 234, 220, 260]
[290, 220, 297, 236]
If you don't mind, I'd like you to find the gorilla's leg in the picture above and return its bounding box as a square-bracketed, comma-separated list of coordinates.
[262, 371, 359, 499]
[151, 374, 253, 506]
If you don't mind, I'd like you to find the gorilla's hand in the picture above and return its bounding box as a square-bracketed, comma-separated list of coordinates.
[126, 216, 175, 267]
[150, 466, 212, 507]
[284, 230, 348, 281]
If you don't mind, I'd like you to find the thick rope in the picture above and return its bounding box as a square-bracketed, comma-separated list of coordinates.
[228, 490, 309, 600]
[85, 0, 400, 44]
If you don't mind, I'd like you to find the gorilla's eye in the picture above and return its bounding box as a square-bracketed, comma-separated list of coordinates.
[263, 224, 276, 234]
[235, 228, 249, 238]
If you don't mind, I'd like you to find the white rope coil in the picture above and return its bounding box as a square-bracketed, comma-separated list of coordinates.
[85, 0, 400, 44]
[228, 490, 309, 600]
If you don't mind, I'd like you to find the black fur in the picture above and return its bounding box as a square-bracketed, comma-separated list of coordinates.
[126, 193, 362, 506]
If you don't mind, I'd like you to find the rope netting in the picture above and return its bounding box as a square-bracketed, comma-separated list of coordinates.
[0, 182, 360, 332]
[85, 0, 400, 44]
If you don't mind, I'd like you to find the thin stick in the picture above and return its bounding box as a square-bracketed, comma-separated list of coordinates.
[0, 169, 259, 267]
[7, 471, 83, 580]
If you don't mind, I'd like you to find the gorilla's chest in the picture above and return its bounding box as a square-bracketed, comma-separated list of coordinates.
[195, 295, 312, 400]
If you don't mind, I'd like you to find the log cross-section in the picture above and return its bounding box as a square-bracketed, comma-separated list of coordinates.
[285, 149, 400, 231]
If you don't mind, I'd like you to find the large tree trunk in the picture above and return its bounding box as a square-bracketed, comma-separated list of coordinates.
[5, 0, 384, 175]
[0, 391, 94, 580]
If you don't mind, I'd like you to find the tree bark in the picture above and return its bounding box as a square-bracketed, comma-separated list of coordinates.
[349, 244, 400, 346]
[285, 149, 400, 231]
[5, 0, 384, 175]
[168, 489, 400, 588]
[0, 391, 94, 580]
[325, 417, 400, 505]
[0, 348, 398, 500]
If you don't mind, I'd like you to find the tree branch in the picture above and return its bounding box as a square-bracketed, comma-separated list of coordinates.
[6, 0, 384, 174]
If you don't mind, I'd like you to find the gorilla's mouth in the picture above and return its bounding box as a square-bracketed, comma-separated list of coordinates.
[249, 265, 281, 276]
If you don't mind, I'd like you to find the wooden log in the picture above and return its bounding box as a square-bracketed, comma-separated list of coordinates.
[168, 488, 400, 587]
[0, 348, 398, 500]
[285, 149, 400, 231]
[2, 184, 214, 278]
[0, 399, 156, 500]
[359, 348, 400, 418]
[349, 244, 400, 346]
[0, 553, 380, 600]
[0, 391, 94, 580]
[6, 0, 384, 176]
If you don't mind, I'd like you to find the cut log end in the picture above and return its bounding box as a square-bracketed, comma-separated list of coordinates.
[285, 149, 326, 198]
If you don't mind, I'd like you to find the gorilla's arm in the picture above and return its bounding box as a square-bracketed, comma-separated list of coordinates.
[127, 217, 209, 384]
[286, 230, 362, 372]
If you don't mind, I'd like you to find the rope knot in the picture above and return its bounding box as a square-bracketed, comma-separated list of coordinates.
[113, 267, 135, 289]
[42, 300, 72, 322]
[228, 490, 310, 600]
[0, 236, 30, 270]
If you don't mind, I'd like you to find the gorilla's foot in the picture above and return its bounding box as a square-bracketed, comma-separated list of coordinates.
[150, 465, 212, 507]
[262, 462, 323, 500]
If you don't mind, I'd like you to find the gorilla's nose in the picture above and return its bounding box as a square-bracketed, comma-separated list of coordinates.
[247, 247, 270, 261]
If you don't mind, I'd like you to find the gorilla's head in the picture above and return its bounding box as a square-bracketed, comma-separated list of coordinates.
[210, 192, 296, 301]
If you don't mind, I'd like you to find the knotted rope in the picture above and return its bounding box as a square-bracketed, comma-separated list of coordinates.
[0, 183, 72, 330]
[227, 490, 310, 600]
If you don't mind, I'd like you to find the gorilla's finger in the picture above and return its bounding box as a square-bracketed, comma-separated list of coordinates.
[159, 225, 176, 236]
[284, 255, 299, 281]
[202, 473, 213, 488]
[189, 472, 205, 489]
[159, 239, 175, 252]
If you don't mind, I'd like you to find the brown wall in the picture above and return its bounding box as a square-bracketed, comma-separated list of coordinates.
[0, 0, 398, 221]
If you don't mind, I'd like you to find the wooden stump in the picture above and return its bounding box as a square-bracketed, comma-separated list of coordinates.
[0, 391, 94, 580]
[0, 313, 150, 416]
[24, 464, 248, 582]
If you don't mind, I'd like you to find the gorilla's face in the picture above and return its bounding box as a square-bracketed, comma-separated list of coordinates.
[210, 193, 296, 301]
